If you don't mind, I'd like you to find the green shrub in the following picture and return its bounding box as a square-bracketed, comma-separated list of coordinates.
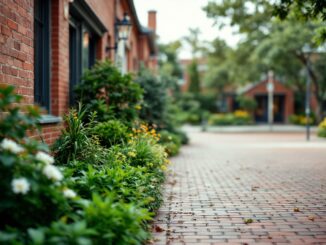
[52, 106, 107, 165]
[318, 118, 326, 137]
[236, 96, 257, 113]
[289, 114, 315, 125]
[159, 130, 182, 156]
[71, 163, 164, 211]
[75, 60, 143, 123]
[208, 110, 252, 126]
[136, 68, 169, 129]
[25, 220, 97, 245]
[0, 86, 76, 237]
[109, 137, 167, 171]
[83, 194, 151, 245]
[169, 128, 189, 145]
[0, 85, 169, 245]
[92, 120, 130, 147]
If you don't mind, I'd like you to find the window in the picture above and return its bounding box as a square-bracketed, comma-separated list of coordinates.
[34, 0, 51, 111]
[69, 18, 97, 105]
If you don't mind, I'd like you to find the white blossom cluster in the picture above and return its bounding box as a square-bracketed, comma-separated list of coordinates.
[36, 151, 54, 165]
[11, 178, 30, 194]
[0, 138, 24, 154]
[1, 138, 77, 199]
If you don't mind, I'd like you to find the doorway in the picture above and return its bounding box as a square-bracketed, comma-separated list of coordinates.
[254, 95, 285, 123]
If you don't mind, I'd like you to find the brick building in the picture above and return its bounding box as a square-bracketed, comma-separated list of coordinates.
[0, 0, 157, 144]
[225, 79, 319, 123]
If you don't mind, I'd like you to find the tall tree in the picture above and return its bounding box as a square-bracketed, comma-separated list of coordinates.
[203, 0, 326, 120]
[273, 0, 326, 43]
[184, 28, 202, 94]
[187, 60, 200, 94]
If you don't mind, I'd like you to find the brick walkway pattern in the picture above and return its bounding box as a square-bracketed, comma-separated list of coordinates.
[152, 132, 326, 244]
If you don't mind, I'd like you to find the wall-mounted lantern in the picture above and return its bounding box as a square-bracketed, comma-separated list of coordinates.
[106, 13, 132, 52]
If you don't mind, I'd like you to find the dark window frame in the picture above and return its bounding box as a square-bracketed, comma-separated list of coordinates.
[34, 0, 51, 112]
[69, 17, 98, 105]
[68, 0, 107, 106]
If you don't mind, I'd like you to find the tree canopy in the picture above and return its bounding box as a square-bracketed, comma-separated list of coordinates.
[203, 0, 326, 119]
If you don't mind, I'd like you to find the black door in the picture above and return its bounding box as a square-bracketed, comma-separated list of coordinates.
[274, 95, 285, 123]
[255, 95, 268, 123]
[254, 95, 285, 123]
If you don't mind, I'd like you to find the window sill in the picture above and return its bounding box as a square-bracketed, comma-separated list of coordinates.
[38, 115, 62, 125]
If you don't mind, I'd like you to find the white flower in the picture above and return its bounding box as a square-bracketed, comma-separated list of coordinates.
[1, 138, 24, 154]
[11, 177, 30, 194]
[42, 165, 63, 182]
[63, 188, 77, 199]
[36, 151, 54, 165]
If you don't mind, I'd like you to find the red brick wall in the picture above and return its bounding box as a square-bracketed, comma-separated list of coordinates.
[244, 80, 295, 122]
[86, 0, 115, 59]
[51, 0, 69, 117]
[0, 0, 34, 105]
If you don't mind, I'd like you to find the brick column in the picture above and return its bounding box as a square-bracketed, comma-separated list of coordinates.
[51, 0, 69, 116]
[0, 0, 34, 105]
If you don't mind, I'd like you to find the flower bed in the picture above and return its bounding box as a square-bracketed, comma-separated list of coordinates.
[0, 63, 186, 244]
[288, 114, 315, 126]
[317, 118, 326, 137]
[208, 110, 252, 126]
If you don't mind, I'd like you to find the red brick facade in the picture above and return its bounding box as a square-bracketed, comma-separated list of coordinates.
[243, 79, 294, 123]
[0, 0, 34, 105]
[0, 0, 157, 144]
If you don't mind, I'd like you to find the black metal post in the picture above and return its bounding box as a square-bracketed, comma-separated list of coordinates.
[305, 59, 311, 141]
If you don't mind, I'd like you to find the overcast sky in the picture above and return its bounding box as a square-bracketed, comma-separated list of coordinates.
[134, 0, 240, 59]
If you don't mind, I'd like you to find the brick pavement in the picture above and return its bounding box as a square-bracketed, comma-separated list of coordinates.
[152, 132, 326, 244]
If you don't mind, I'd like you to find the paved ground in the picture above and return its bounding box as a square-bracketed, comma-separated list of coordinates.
[152, 132, 326, 244]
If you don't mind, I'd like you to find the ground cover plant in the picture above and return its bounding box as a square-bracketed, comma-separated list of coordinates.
[208, 110, 252, 126]
[0, 60, 187, 244]
[288, 114, 316, 126]
[317, 118, 326, 137]
[0, 86, 172, 244]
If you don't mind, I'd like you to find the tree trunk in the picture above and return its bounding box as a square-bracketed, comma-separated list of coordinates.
[296, 52, 323, 122]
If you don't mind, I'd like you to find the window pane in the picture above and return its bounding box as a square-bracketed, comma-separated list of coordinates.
[82, 30, 89, 70]
[34, 0, 50, 111]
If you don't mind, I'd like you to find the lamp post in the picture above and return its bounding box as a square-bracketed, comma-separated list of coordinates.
[106, 13, 132, 73]
[267, 70, 274, 131]
[302, 44, 312, 141]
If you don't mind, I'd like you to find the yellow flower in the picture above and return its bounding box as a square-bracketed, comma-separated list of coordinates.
[234, 110, 249, 118]
[161, 165, 167, 171]
[134, 105, 142, 110]
[127, 151, 137, 158]
[318, 118, 326, 129]
[165, 159, 171, 165]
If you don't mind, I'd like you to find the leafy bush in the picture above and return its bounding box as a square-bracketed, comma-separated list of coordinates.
[169, 128, 189, 145]
[208, 110, 252, 126]
[52, 106, 107, 165]
[91, 120, 130, 147]
[159, 130, 182, 156]
[289, 114, 315, 125]
[107, 125, 167, 171]
[83, 194, 151, 245]
[236, 96, 257, 113]
[177, 93, 202, 124]
[0, 85, 76, 238]
[0, 86, 41, 141]
[0, 85, 169, 245]
[75, 60, 143, 123]
[72, 163, 164, 212]
[136, 68, 168, 129]
[317, 118, 326, 137]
